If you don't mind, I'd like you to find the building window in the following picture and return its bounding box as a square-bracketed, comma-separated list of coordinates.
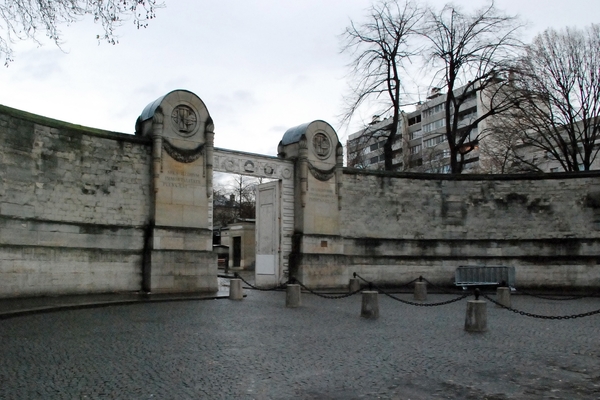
[370, 156, 379, 164]
[410, 144, 422, 155]
[423, 118, 446, 133]
[424, 135, 447, 148]
[409, 158, 423, 168]
[409, 130, 422, 140]
[458, 106, 477, 122]
[423, 103, 445, 118]
[408, 115, 421, 126]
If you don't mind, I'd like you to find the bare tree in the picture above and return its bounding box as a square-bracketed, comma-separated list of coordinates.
[497, 24, 600, 172]
[232, 174, 257, 219]
[421, 142, 450, 173]
[421, 1, 523, 173]
[0, 0, 162, 65]
[346, 135, 372, 169]
[342, 0, 423, 171]
[346, 115, 391, 170]
[213, 174, 259, 226]
[478, 120, 544, 173]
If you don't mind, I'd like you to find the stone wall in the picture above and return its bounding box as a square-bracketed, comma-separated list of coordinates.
[0, 105, 152, 297]
[3, 99, 600, 295]
[295, 169, 600, 289]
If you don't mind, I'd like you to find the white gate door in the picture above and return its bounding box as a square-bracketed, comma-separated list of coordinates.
[255, 180, 280, 286]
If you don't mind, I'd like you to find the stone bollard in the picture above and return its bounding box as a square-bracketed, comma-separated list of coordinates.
[414, 281, 427, 301]
[465, 291, 487, 332]
[229, 279, 243, 300]
[361, 291, 379, 319]
[496, 287, 511, 308]
[286, 284, 301, 308]
[349, 278, 361, 293]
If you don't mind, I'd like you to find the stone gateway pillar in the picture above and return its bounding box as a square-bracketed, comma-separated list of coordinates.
[136, 90, 217, 293]
[278, 121, 343, 287]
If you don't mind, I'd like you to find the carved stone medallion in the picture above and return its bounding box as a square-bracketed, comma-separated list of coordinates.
[312, 132, 331, 159]
[244, 160, 255, 173]
[225, 159, 236, 172]
[171, 105, 198, 137]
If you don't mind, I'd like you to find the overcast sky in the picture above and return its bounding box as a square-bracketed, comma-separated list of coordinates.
[0, 0, 598, 156]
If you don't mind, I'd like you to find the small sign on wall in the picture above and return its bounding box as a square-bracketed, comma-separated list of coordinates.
[256, 254, 276, 275]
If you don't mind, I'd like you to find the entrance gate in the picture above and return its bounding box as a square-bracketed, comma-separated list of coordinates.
[212, 148, 294, 287]
[134, 89, 341, 293]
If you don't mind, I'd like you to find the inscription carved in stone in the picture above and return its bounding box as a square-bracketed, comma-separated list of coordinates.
[171, 105, 198, 136]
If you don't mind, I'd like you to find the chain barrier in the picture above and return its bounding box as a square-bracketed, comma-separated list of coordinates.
[231, 271, 600, 318]
[420, 276, 464, 295]
[354, 273, 471, 306]
[516, 289, 600, 301]
[232, 273, 287, 292]
[482, 293, 600, 320]
[353, 272, 419, 290]
[377, 283, 471, 306]
[293, 278, 363, 299]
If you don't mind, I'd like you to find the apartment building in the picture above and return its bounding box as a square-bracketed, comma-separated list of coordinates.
[346, 115, 404, 170]
[347, 85, 484, 173]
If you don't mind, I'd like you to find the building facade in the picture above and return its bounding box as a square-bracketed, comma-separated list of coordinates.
[346, 116, 404, 170]
[347, 86, 488, 173]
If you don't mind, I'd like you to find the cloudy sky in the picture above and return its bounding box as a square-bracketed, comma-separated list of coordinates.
[0, 0, 598, 156]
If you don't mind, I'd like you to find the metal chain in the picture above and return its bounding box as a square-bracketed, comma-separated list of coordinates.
[482, 293, 600, 320]
[376, 284, 471, 306]
[420, 277, 465, 295]
[293, 279, 362, 299]
[233, 273, 287, 292]
[516, 289, 600, 301]
[354, 273, 471, 306]
[353, 273, 419, 290]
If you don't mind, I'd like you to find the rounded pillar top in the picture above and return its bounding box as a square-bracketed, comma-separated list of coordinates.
[135, 90, 213, 148]
[278, 120, 340, 165]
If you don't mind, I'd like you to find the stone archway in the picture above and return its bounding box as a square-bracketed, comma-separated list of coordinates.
[213, 148, 294, 287]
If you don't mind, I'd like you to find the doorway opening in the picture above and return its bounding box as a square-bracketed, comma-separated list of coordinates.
[212, 172, 276, 274]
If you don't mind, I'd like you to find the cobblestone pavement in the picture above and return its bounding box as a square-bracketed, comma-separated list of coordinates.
[0, 288, 599, 399]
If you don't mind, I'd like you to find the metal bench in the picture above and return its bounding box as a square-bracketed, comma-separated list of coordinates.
[455, 265, 515, 290]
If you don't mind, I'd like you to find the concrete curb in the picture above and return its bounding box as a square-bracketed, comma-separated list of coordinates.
[0, 292, 230, 320]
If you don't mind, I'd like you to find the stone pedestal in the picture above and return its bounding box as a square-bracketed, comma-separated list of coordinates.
[465, 300, 487, 332]
[414, 281, 427, 301]
[496, 287, 511, 308]
[229, 279, 243, 300]
[349, 278, 360, 293]
[286, 284, 301, 308]
[361, 291, 379, 319]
